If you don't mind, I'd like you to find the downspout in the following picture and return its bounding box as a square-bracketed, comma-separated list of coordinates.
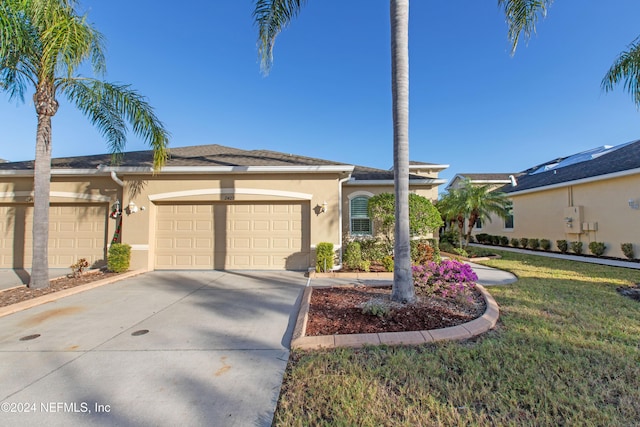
[110, 171, 124, 187]
[335, 174, 353, 270]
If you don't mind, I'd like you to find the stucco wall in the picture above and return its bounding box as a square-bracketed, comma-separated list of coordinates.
[474, 174, 640, 259]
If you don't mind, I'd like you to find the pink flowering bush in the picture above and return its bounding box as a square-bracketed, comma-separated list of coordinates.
[412, 259, 478, 300]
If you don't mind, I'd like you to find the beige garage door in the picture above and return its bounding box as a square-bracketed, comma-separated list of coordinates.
[154, 202, 310, 270]
[0, 204, 108, 269]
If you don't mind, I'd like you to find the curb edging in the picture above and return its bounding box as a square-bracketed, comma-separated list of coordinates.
[291, 284, 499, 350]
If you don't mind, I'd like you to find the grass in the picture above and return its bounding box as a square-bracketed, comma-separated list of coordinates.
[274, 250, 640, 426]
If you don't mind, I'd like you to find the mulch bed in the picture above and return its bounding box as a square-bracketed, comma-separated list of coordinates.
[305, 285, 486, 336]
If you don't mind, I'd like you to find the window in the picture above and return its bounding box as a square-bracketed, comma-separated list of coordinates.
[475, 217, 483, 229]
[504, 202, 514, 229]
[350, 196, 372, 236]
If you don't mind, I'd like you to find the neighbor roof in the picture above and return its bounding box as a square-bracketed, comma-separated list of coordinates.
[445, 173, 516, 191]
[503, 139, 640, 194]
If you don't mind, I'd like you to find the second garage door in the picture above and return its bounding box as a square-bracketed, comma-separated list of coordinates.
[155, 202, 310, 270]
[0, 204, 108, 269]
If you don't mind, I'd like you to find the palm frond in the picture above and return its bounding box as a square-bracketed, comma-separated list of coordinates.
[60, 78, 169, 169]
[602, 37, 640, 107]
[253, 0, 307, 74]
[498, 0, 553, 54]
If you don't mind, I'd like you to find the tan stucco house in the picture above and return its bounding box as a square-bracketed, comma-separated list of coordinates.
[0, 144, 447, 271]
[469, 139, 640, 258]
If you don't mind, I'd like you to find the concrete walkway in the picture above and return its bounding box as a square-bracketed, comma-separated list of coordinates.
[0, 271, 305, 427]
[469, 243, 640, 270]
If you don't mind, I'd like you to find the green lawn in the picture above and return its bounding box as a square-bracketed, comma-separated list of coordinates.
[274, 251, 640, 426]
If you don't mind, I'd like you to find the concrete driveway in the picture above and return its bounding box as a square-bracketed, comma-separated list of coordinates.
[0, 270, 306, 426]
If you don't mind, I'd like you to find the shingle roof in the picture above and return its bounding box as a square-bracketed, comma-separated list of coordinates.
[0, 144, 436, 182]
[503, 139, 640, 193]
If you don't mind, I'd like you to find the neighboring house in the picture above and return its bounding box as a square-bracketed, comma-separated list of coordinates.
[0, 144, 447, 271]
[445, 173, 517, 231]
[471, 139, 640, 259]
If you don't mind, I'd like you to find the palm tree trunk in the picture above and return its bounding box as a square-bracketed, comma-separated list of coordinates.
[29, 87, 58, 289]
[390, 0, 414, 304]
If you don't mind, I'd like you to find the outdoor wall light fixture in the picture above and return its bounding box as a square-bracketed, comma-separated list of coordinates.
[127, 201, 139, 214]
[320, 201, 328, 213]
[629, 199, 639, 210]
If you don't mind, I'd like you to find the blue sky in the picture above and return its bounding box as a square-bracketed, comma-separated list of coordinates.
[2, 0, 640, 188]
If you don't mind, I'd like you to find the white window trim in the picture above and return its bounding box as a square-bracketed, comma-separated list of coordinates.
[348, 193, 374, 237]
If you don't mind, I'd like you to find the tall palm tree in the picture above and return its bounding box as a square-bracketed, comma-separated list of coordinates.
[1, 0, 169, 289]
[254, 0, 415, 303]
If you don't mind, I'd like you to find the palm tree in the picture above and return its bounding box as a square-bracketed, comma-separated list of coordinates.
[1, 0, 169, 289]
[254, 0, 415, 303]
[438, 180, 510, 248]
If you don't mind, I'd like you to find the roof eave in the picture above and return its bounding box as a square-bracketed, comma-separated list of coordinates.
[505, 167, 640, 196]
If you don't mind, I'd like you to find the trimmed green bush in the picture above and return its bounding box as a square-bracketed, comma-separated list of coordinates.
[540, 239, 552, 251]
[528, 238, 540, 250]
[476, 233, 490, 244]
[381, 255, 394, 272]
[343, 241, 362, 271]
[510, 238, 520, 248]
[315, 242, 334, 272]
[491, 235, 501, 245]
[519, 237, 529, 248]
[557, 240, 569, 253]
[588, 241, 606, 257]
[359, 238, 385, 261]
[499, 236, 509, 246]
[621, 243, 635, 260]
[107, 243, 131, 273]
[571, 241, 583, 255]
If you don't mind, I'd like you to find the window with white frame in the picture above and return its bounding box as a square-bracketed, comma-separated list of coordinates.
[504, 202, 514, 229]
[350, 196, 372, 236]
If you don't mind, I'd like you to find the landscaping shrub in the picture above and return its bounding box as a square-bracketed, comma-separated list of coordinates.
[540, 239, 552, 251]
[510, 238, 520, 248]
[588, 241, 606, 257]
[557, 239, 569, 253]
[499, 236, 509, 246]
[571, 241, 583, 255]
[621, 243, 635, 260]
[412, 241, 434, 265]
[519, 237, 529, 248]
[70, 258, 90, 278]
[491, 235, 501, 245]
[361, 299, 390, 318]
[440, 229, 459, 247]
[381, 255, 394, 272]
[412, 259, 478, 300]
[453, 247, 469, 258]
[315, 242, 334, 272]
[439, 241, 456, 254]
[528, 238, 540, 250]
[107, 243, 131, 273]
[475, 233, 490, 244]
[343, 241, 362, 271]
[359, 238, 385, 261]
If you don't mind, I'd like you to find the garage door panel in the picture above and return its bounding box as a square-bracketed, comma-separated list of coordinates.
[0, 204, 107, 269]
[155, 202, 309, 270]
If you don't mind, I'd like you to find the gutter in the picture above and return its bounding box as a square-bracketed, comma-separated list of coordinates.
[345, 178, 446, 186]
[335, 174, 353, 271]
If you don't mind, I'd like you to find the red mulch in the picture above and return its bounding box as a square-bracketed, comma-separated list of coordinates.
[305, 285, 486, 336]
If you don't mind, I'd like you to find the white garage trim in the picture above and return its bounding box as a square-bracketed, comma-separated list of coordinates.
[149, 188, 313, 201]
